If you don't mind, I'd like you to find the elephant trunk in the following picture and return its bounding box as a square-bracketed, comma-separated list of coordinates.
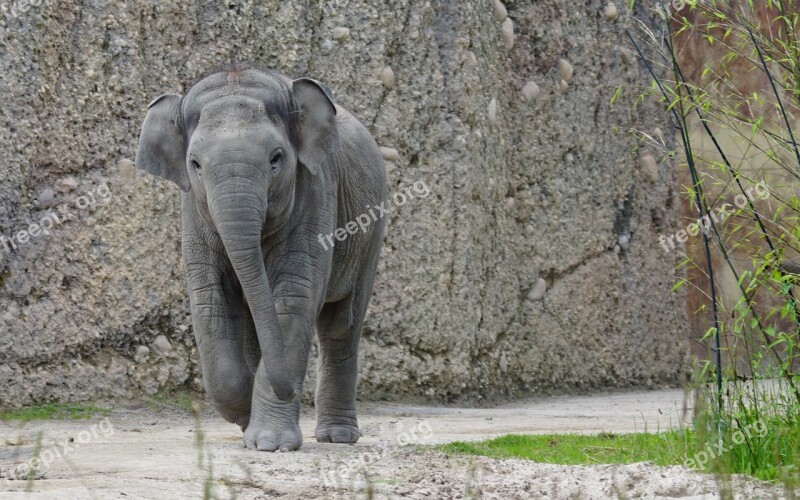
[209, 176, 295, 402]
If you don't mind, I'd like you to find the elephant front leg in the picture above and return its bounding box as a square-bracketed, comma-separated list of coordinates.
[187, 272, 255, 432]
[243, 295, 314, 451]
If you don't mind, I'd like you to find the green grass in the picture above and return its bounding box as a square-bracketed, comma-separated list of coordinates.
[440, 431, 690, 467]
[440, 415, 800, 484]
[147, 390, 199, 413]
[694, 406, 800, 482]
[0, 403, 110, 421]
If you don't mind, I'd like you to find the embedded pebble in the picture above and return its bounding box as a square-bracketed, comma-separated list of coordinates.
[501, 18, 515, 49]
[558, 58, 574, 81]
[380, 66, 395, 89]
[157, 366, 170, 384]
[604, 2, 619, 20]
[639, 154, 659, 182]
[522, 81, 540, 101]
[38, 188, 55, 208]
[151, 335, 172, 356]
[528, 278, 547, 301]
[380, 147, 400, 161]
[492, 0, 507, 22]
[618, 234, 631, 251]
[332, 27, 350, 41]
[60, 177, 78, 192]
[134, 345, 150, 363]
[320, 39, 334, 54]
[488, 97, 497, 122]
[118, 158, 135, 178]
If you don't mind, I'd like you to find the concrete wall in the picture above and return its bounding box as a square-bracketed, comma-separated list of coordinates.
[0, 0, 689, 407]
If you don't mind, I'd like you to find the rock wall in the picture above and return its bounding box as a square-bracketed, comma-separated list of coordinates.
[0, 0, 689, 407]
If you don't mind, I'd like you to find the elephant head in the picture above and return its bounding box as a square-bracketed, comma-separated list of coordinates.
[134, 66, 340, 402]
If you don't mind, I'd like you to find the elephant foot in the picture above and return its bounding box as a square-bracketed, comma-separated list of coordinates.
[243, 421, 303, 451]
[235, 414, 250, 432]
[315, 423, 361, 444]
[214, 404, 251, 432]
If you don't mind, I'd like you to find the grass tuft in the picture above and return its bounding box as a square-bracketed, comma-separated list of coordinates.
[441, 416, 800, 483]
[440, 432, 690, 467]
[147, 390, 198, 413]
[0, 403, 110, 421]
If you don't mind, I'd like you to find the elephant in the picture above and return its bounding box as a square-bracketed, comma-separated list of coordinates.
[134, 64, 387, 451]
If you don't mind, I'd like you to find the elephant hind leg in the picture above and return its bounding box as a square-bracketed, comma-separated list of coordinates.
[314, 251, 380, 444]
[315, 294, 361, 443]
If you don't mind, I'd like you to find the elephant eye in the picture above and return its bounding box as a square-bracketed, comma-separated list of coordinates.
[190, 156, 202, 175]
[269, 148, 284, 173]
[191, 158, 203, 179]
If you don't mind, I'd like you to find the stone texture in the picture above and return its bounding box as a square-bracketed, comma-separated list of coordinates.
[332, 27, 350, 41]
[488, 97, 498, 123]
[117, 159, 135, 179]
[521, 81, 540, 101]
[60, 177, 79, 192]
[528, 278, 547, 301]
[37, 188, 55, 208]
[151, 335, 173, 356]
[380, 66, 395, 89]
[492, 0, 508, 22]
[0, 0, 688, 407]
[558, 58, 574, 82]
[639, 154, 660, 183]
[501, 18, 515, 49]
[380, 147, 400, 162]
[604, 2, 619, 21]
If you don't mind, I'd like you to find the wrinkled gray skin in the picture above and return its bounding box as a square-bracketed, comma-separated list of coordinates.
[135, 65, 386, 451]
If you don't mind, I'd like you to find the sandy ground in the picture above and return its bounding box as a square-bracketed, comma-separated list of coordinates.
[0, 389, 794, 499]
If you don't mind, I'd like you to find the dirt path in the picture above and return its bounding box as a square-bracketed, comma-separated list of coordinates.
[0, 389, 791, 499]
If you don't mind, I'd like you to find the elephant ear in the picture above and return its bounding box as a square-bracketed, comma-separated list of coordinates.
[135, 93, 190, 191]
[291, 78, 340, 176]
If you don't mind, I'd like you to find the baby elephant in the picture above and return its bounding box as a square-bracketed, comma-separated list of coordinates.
[135, 64, 386, 451]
